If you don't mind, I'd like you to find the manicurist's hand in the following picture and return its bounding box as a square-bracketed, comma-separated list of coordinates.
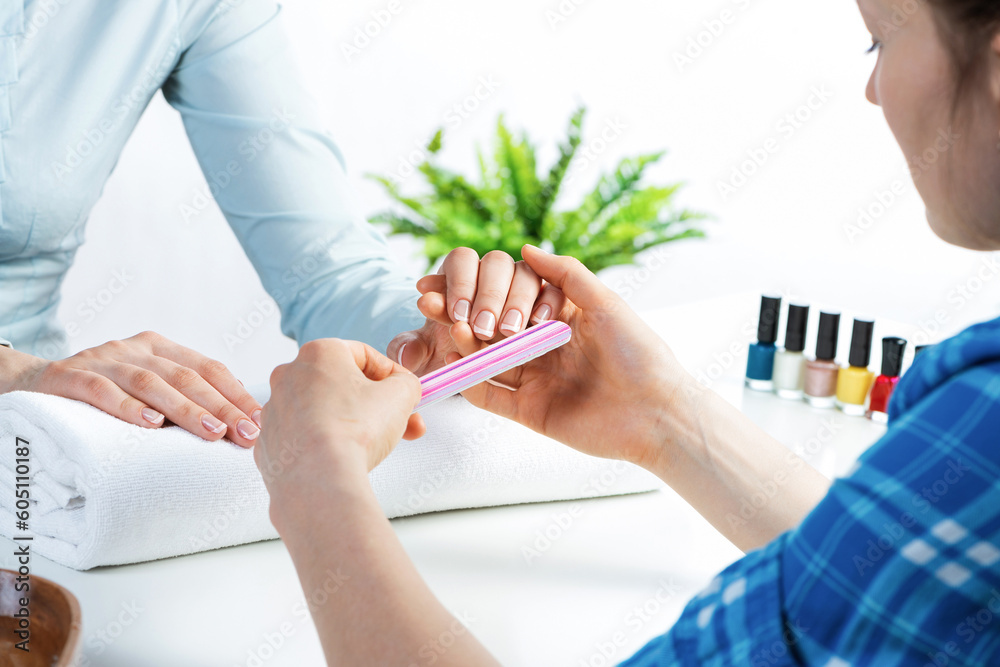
[386, 247, 565, 376]
[449, 245, 832, 552]
[256, 341, 497, 667]
[255, 338, 425, 502]
[0, 331, 263, 447]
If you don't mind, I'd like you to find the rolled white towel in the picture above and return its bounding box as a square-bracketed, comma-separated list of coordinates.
[0, 387, 661, 570]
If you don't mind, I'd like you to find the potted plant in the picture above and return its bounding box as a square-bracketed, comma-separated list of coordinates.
[368, 108, 707, 273]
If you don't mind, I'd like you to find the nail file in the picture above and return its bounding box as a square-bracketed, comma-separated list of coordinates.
[415, 320, 572, 412]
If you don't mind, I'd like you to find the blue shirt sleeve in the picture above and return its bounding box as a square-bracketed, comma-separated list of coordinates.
[619, 354, 1000, 667]
[162, 0, 424, 353]
[618, 536, 800, 667]
[780, 361, 1000, 666]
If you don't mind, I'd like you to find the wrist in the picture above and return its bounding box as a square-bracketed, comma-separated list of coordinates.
[264, 438, 374, 533]
[0, 348, 44, 394]
[632, 369, 708, 479]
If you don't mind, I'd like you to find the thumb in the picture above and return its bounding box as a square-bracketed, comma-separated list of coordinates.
[521, 245, 617, 311]
[386, 326, 434, 375]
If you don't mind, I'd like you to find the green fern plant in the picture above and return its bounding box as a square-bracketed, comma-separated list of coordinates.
[368, 108, 707, 273]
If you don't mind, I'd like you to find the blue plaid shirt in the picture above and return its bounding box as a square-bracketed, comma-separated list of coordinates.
[621, 316, 1000, 666]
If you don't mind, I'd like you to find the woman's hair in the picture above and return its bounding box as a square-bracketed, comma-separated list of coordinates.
[926, 0, 1000, 98]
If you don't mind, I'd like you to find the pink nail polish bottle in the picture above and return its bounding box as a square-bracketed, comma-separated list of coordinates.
[804, 311, 841, 409]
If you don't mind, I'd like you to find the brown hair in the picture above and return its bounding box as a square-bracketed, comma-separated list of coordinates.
[926, 0, 1000, 97]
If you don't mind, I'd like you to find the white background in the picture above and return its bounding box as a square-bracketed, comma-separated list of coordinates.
[61, 0, 1000, 383]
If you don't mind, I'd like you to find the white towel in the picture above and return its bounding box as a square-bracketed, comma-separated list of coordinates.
[0, 387, 661, 570]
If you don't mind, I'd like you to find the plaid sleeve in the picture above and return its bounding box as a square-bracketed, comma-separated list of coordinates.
[618, 535, 802, 667]
[620, 358, 1000, 667]
[779, 361, 1000, 666]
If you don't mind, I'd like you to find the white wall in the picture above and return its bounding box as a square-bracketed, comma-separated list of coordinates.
[60, 0, 1000, 384]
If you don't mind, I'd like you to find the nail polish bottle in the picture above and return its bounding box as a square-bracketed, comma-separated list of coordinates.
[745, 295, 782, 391]
[804, 312, 841, 408]
[773, 304, 810, 400]
[836, 319, 876, 416]
[867, 337, 907, 424]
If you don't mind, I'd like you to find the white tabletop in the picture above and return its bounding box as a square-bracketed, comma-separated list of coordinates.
[4, 294, 891, 667]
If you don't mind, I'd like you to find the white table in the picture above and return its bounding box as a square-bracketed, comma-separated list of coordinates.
[3, 294, 891, 666]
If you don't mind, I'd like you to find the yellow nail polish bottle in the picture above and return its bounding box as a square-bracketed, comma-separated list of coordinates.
[836, 319, 876, 416]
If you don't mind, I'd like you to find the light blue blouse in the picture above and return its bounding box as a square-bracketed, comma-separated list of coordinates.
[0, 0, 424, 358]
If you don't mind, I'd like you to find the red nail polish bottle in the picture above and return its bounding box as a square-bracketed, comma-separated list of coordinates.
[867, 337, 907, 423]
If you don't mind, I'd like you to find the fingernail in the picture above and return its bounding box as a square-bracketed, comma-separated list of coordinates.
[453, 300, 471, 323]
[202, 414, 227, 434]
[237, 418, 260, 440]
[528, 244, 549, 255]
[141, 407, 164, 425]
[530, 304, 552, 324]
[500, 310, 523, 334]
[251, 409, 262, 428]
[397, 343, 408, 366]
[473, 311, 496, 338]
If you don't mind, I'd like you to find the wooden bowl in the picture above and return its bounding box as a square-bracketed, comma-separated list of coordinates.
[0, 569, 82, 666]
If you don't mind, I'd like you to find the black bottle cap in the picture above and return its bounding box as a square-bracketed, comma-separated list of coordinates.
[756, 295, 782, 344]
[848, 319, 876, 368]
[814, 311, 841, 361]
[783, 304, 809, 353]
[914, 345, 930, 356]
[880, 337, 907, 377]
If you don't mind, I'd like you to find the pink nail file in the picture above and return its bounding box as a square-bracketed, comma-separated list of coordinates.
[415, 320, 572, 412]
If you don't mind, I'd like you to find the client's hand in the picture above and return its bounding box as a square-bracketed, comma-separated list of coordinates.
[449, 245, 690, 469]
[256, 339, 424, 504]
[386, 248, 565, 376]
[0, 331, 263, 447]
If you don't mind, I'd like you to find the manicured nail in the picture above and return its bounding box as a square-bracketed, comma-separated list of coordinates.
[202, 414, 227, 434]
[141, 407, 165, 425]
[527, 244, 549, 255]
[500, 310, 523, 334]
[397, 343, 408, 366]
[453, 300, 471, 322]
[237, 419, 260, 440]
[473, 311, 496, 338]
[530, 304, 552, 324]
[251, 409, 262, 428]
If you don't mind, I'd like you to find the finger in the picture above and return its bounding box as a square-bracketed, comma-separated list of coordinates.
[470, 250, 516, 341]
[336, 341, 424, 434]
[346, 340, 420, 390]
[402, 413, 426, 440]
[100, 362, 237, 443]
[417, 292, 451, 327]
[521, 245, 617, 313]
[138, 332, 263, 430]
[135, 357, 260, 447]
[56, 367, 166, 430]
[529, 284, 568, 325]
[416, 274, 447, 295]
[497, 261, 542, 336]
[441, 247, 480, 324]
[386, 327, 435, 375]
[449, 321, 487, 359]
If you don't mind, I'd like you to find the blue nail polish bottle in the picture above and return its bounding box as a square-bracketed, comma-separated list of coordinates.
[746, 295, 781, 391]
